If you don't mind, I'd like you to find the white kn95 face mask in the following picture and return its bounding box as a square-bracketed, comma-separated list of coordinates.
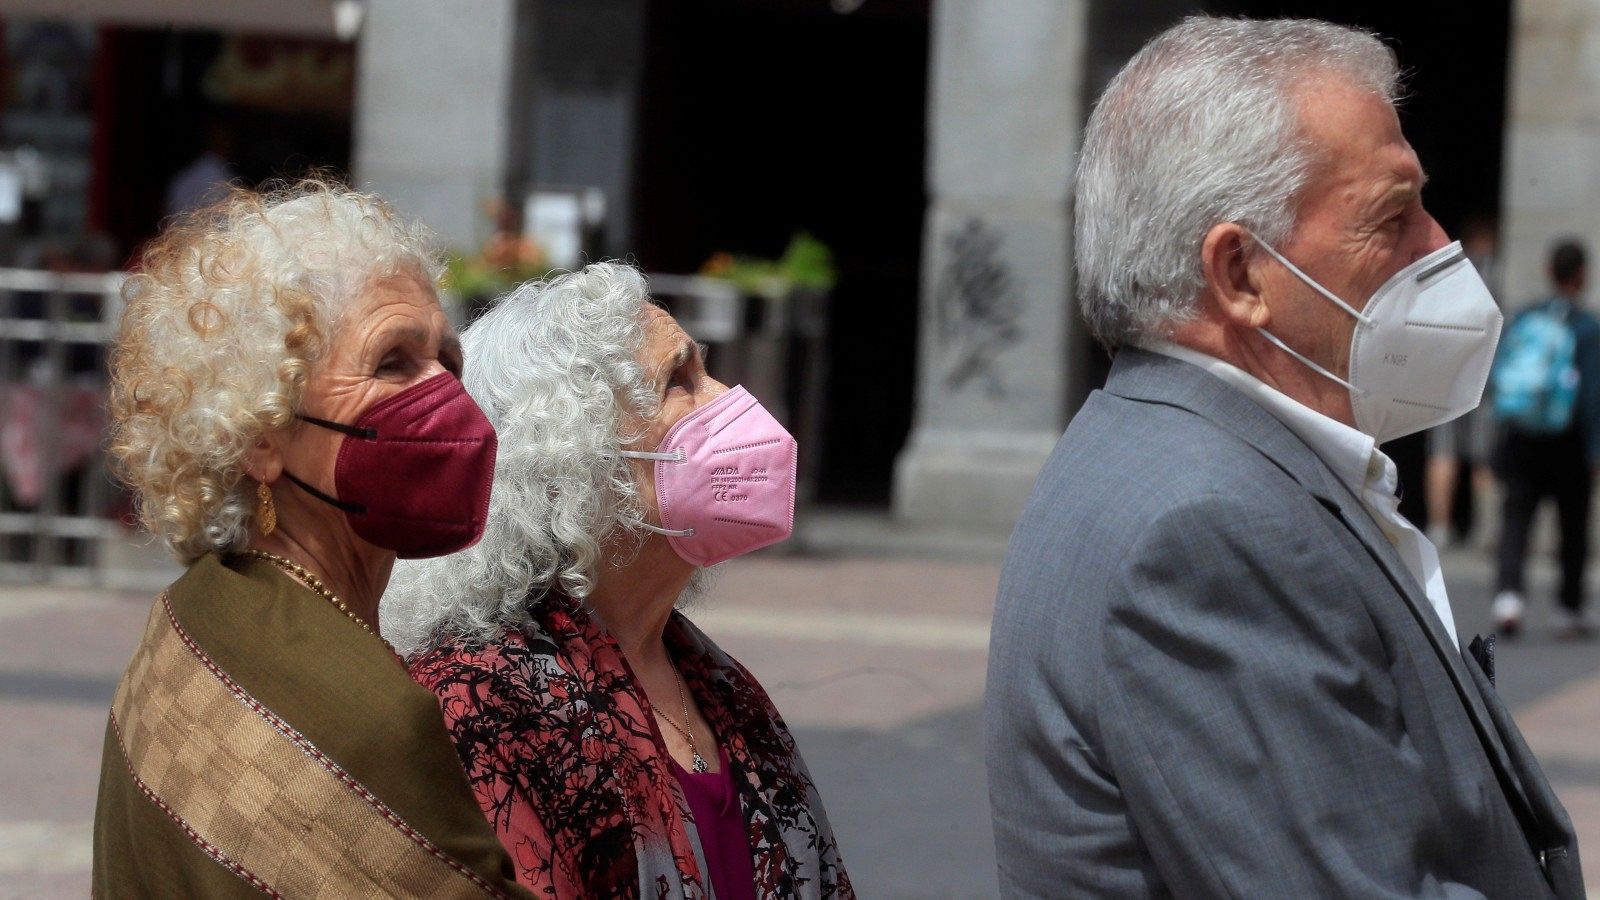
[1249, 234, 1504, 444]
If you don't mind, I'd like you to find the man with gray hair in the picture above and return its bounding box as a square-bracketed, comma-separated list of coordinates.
[986, 17, 1582, 898]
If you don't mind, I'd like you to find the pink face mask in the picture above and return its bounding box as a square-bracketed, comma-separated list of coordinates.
[622, 385, 797, 567]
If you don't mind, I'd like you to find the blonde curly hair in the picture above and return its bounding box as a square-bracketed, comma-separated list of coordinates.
[108, 178, 442, 563]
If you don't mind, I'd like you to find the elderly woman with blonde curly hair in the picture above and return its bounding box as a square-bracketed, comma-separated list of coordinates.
[382, 262, 852, 899]
[93, 179, 530, 899]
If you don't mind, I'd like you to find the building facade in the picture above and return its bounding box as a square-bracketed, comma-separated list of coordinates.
[2, 0, 1575, 535]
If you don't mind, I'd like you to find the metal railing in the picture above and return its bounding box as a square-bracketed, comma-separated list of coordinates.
[0, 267, 128, 587]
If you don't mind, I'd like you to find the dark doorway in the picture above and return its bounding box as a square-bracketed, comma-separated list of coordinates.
[90, 29, 355, 263]
[633, 0, 930, 505]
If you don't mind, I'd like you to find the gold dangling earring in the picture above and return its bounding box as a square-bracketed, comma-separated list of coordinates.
[256, 481, 277, 536]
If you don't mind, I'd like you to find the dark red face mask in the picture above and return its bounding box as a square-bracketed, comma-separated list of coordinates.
[281, 372, 497, 559]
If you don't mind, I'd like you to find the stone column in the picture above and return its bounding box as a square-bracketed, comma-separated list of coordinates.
[892, 0, 1089, 533]
[351, 0, 517, 250]
[1500, 0, 1600, 305]
[1501, 0, 1600, 549]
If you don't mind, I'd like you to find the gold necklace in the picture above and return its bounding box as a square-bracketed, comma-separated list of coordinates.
[655, 667, 710, 773]
[243, 550, 402, 661]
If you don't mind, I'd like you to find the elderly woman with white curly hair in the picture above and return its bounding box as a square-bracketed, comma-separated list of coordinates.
[382, 262, 853, 899]
[93, 179, 530, 899]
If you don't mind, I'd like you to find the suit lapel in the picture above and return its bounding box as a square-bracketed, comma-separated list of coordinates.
[1310, 474, 1462, 659]
[1103, 349, 1541, 838]
[1311, 485, 1544, 835]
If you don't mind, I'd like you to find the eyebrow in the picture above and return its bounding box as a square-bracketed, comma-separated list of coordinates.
[373, 325, 460, 359]
[1375, 174, 1426, 211]
[380, 325, 429, 346]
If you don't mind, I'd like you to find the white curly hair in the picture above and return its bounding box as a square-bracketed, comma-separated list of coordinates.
[108, 178, 441, 563]
[380, 262, 665, 657]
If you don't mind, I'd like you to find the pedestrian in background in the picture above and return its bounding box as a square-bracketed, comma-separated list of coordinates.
[163, 115, 237, 218]
[986, 17, 1583, 898]
[1490, 239, 1600, 637]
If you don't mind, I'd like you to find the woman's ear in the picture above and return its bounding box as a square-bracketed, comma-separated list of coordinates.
[1200, 223, 1272, 330]
[241, 433, 283, 485]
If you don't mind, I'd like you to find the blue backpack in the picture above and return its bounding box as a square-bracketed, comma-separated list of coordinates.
[1492, 302, 1580, 434]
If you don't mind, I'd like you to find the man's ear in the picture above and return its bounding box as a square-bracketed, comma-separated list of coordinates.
[241, 433, 283, 486]
[1200, 223, 1272, 330]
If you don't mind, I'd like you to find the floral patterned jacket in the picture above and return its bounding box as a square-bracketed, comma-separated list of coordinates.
[410, 599, 854, 900]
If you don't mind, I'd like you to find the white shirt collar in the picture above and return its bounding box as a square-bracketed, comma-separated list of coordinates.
[1135, 341, 1456, 649]
[1138, 341, 1382, 499]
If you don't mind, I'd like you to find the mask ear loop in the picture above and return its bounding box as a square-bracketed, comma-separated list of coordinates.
[1247, 233, 1376, 327]
[633, 520, 694, 538]
[619, 448, 695, 537]
[1254, 328, 1369, 397]
[296, 413, 378, 440]
[279, 413, 376, 513]
[280, 469, 367, 514]
[621, 449, 685, 462]
[1245, 230, 1374, 397]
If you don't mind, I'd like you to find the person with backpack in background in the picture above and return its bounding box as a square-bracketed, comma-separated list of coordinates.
[1490, 238, 1600, 637]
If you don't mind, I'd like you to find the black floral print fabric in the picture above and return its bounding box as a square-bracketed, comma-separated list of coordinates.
[410, 599, 853, 900]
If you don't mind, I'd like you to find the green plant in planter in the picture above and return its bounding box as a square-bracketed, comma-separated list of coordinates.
[700, 232, 837, 299]
[443, 231, 557, 321]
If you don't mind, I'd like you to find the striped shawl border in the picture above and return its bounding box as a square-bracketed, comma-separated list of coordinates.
[117, 591, 513, 900]
[108, 711, 281, 897]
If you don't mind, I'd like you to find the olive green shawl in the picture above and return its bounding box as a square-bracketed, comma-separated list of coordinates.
[92, 553, 528, 898]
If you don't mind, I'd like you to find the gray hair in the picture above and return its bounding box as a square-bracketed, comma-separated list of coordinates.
[381, 262, 662, 657]
[1074, 16, 1401, 347]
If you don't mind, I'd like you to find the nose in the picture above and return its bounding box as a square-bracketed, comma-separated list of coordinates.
[1412, 210, 1451, 263]
[421, 359, 456, 383]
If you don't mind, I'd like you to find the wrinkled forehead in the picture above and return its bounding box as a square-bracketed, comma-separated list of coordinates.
[640, 303, 689, 345]
[1294, 75, 1415, 170]
[1290, 75, 1424, 206]
[332, 268, 445, 337]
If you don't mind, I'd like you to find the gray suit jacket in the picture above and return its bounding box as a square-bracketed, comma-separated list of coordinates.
[987, 349, 1584, 899]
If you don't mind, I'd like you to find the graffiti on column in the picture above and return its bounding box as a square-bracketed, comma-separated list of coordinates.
[936, 218, 1020, 398]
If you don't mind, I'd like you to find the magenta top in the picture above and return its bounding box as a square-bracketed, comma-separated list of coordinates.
[668, 749, 757, 900]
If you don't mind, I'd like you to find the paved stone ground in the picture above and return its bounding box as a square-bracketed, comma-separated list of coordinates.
[1, 545, 1596, 898]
